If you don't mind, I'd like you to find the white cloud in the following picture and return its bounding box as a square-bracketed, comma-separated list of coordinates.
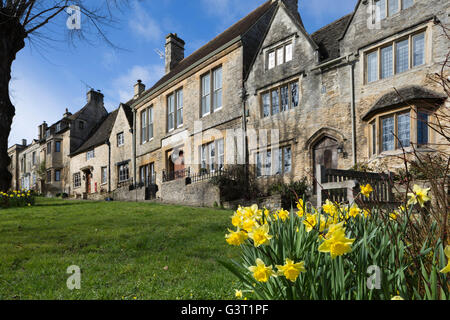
[110, 64, 165, 103]
[129, 0, 164, 43]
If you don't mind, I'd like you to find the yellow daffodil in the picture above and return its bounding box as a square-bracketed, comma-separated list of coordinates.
[407, 185, 431, 207]
[225, 228, 248, 246]
[440, 245, 450, 274]
[276, 209, 290, 222]
[231, 213, 243, 228]
[248, 224, 273, 247]
[297, 199, 305, 217]
[303, 213, 317, 233]
[276, 258, 306, 282]
[363, 209, 371, 218]
[391, 296, 404, 300]
[235, 289, 243, 299]
[360, 184, 373, 198]
[322, 200, 337, 216]
[318, 225, 355, 259]
[348, 205, 361, 218]
[242, 218, 257, 232]
[248, 258, 276, 283]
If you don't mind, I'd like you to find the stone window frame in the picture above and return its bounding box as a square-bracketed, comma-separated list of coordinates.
[265, 40, 294, 71]
[86, 149, 95, 161]
[55, 141, 61, 153]
[47, 142, 52, 155]
[200, 65, 223, 118]
[54, 169, 61, 182]
[140, 162, 155, 185]
[140, 106, 154, 144]
[259, 79, 300, 118]
[47, 170, 52, 183]
[101, 166, 108, 185]
[199, 138, 225, 173]
[367, 105, 434, 158]
[167, 88, 183, 132]
[364, 28, 427, 84]
[118, 163, 130, 183]
[373, 0, 414, 23]
[73, 172, 81, 188]
[117, 132, 125, 147]
[32, 151, 36, 166]
[255, 144, 293, 178]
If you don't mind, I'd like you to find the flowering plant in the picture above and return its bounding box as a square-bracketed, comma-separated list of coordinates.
[221, 185, 449, 300]
[0, 190, 35, 208]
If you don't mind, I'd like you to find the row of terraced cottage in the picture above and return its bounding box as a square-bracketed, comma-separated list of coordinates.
[8, 0, 450, 206]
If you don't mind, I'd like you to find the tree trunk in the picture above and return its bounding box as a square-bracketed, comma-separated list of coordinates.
[0, 13, 26, 191]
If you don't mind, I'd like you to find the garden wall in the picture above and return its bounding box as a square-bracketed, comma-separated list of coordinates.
[160, 179, 221, 208]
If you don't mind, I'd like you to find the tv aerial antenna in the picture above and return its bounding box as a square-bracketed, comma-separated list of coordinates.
[81, 80, 94, 92]
[154, 48, 165, 60]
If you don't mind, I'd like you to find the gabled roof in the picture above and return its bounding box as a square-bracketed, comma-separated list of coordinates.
[121, 103, 134, 128]
[311, 14, 353, 63]
[132, 0, 277, 106]
[362, 86, 447, 121]
[70, 110, 119, 156]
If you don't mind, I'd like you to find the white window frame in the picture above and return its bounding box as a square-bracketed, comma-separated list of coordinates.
[101, 166, 108, 185]
[266, 40, 294, 70]
[117, 132, 124, 147]
[74, 172, 81, 188]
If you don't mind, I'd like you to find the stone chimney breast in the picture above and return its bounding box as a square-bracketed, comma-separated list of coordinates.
[87, 89, 104, 107]
[165, 33, 185, 74]
[134, 80, 146, 99]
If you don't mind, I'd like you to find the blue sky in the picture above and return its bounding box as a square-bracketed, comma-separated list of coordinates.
[9, 0, 357, 146]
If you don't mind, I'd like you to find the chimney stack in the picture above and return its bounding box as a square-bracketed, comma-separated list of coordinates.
[22, 139, 27, 146]
[165, 33, 185, 74]
[134, 80, 146, 99]
[38, 121, 47, 141]
[63, 108, 72, 118]
[87, 89, 104, 107]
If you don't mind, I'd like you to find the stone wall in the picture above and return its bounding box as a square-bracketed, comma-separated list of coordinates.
[160, 179, 221, 208]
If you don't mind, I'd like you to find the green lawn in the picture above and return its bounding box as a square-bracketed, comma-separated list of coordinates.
[0, 198, 239, 300]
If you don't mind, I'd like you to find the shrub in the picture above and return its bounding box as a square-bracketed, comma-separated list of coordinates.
[221, 186, 449, 300]
[269, 178, 310, 210]
[0, 190, 36, 208]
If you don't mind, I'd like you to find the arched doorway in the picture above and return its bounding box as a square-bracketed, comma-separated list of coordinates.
[312, 137, 339, 192]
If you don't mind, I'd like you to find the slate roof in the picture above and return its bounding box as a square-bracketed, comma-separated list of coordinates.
[311, 14, 353, 63]
[71, 109, 119, 156]
[362, 86, 447, 121]
[132, 0, 277, 103]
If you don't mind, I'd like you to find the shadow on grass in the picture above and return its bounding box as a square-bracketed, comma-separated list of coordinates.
[35, 201, 99, 208]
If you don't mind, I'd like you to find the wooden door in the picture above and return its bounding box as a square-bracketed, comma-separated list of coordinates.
[86, 171, 91, 193]
[313, 137, 338, 192]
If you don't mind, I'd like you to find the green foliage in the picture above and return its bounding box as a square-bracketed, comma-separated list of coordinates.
[269, 178, 310, 210]
[0, 190, 35, 208]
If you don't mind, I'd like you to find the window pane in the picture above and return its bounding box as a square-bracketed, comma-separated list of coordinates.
[388, 0, 399, 15]
[209, 142, 215, 172]
[402, 0, 413, 9]
[381, 45, 393, 79]
[367, 51, 378, 83]
[141, 110, 147, 143]
[375, 0, 386, 21]
[265, 150, 272, 176]
[213, 68, 222, 111]
[275, 148, 282, 175]
[285, 43, 293, 62]
[271, 90, 279, 115]
[268, 51, 275, 69]
[284, 147, 292, 173]
[396, 39, 409, 74]
[201, 145, 207, 169]
[417, 112, 429, 145]
[397, 113, 410, 148]
[382, 116, 395, 151]
[413, 33, 425, 67]
[148, 108, 153, 139]
[202, 74, 210, 115]
[176, 90, 183, 127]
[168, 94, 175, 130]
[256, 153, 262, 177]
[218, 139, 224, 171]
[372, 122, 377, 155]
[262, 93, 270, 117]
[276, 47, 284, 66]
[291, 82, 299, 108]
[281, 86, 289, 111]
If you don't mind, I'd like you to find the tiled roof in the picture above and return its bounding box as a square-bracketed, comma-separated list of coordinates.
[362, 86, 447, 121]
[71, 110, 119, 156]
[311, 14, 352, 63]
[133, 0, 277, 103]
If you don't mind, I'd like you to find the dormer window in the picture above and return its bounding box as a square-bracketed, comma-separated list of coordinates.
[79, 121, 85, 130]
[374, 0, 414, 22]
[267, 42, 293, 70]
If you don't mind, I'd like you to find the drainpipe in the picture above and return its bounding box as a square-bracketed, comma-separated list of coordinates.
[106, 139, 111, 193]
[132, 109, 137, 187]
[350, 59, 357, 166]
[241, 87, 248, 176]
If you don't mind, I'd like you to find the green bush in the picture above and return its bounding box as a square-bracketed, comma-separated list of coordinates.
[269, 178, 310, 210]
